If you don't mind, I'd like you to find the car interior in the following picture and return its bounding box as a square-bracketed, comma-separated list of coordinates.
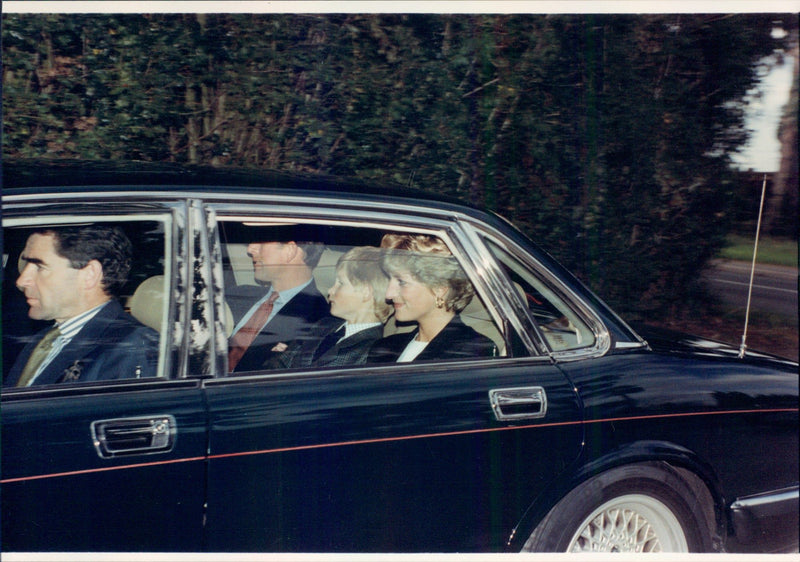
[2, 213, 597, 384]
[217, 219, 508, 357]
[2, 218, 170, 383]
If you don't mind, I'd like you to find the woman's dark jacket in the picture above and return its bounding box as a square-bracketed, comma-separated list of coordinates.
[368, 315, 496, 363]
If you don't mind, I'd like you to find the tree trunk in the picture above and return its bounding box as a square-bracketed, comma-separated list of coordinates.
[765, 32, 798, 237]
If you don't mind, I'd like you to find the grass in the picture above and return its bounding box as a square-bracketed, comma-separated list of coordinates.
[719, 234, 798, 267]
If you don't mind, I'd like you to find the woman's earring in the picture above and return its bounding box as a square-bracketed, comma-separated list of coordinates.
[435, 295, 445, 309]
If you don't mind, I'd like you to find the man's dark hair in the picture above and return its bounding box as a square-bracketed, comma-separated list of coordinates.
[37, 225, 133, 297]
[253, 224, 327, 268]
[296, 242, 325, 268]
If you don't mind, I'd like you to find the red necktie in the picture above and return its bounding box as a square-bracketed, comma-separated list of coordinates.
[228, 292, 279, 371]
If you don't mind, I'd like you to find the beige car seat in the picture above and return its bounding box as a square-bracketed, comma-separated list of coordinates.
[128, 275, 234, 336]
[127, 275, 167, 332]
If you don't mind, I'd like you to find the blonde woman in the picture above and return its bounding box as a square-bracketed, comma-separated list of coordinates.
[369, 233, 496, 363]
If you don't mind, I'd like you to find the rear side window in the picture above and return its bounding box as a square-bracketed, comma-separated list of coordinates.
[482, 237, 596, 352]
[217, 219, 505, 374]
[2, 217, 171, 386]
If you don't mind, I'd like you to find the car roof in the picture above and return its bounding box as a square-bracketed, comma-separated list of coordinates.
[3, 158, 468, 209]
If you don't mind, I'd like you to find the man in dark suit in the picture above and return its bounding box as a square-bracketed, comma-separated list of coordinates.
[227, 228, 332, 373]
[5, 226, 158, 387]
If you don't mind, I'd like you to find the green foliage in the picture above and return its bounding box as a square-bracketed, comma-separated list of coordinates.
[2, 13, 791, 315]
[720, 234, 798, 266]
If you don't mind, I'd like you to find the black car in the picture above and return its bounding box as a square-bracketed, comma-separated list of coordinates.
[1, 159, 797, 553]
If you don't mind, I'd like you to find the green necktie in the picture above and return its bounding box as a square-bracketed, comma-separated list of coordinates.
[17, 326, 62, 387]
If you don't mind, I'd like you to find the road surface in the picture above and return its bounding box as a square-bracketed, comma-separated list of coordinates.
[704, 260, 798, 326]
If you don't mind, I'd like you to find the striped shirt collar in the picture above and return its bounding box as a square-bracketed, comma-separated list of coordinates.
[56, 301, 111, 339]
[27, 301, 111, 385]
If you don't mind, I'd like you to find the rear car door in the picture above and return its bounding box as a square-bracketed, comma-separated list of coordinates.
[1, 198, 209, 551]
[201, 203, 590, 552]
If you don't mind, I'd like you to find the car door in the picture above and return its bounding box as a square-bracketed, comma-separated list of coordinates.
[0, 200, 209, 551]
[201, 207, 586, 552]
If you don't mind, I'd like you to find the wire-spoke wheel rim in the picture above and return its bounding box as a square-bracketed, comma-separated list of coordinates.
[567, 493, 689, 553]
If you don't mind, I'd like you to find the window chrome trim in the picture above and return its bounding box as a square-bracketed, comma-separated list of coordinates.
[457, 219, 612, 361]
[615, 341, 649, 350]
[447, 222, 550, 356]
[2, 203, 187, 381]
[209, 199, 602, 362]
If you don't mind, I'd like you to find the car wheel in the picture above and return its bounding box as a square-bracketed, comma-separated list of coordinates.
[522, 463, 714, 553]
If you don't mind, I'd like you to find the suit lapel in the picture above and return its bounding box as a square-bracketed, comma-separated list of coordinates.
[337, 326, 377, 349]
[415, 317, 464, 362]
[34, 334, 103, 385]
[317, 325, 383, 366]
[31, 302, 121, 385]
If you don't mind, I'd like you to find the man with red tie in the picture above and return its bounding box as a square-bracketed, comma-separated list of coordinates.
[227, 226, 332, 373]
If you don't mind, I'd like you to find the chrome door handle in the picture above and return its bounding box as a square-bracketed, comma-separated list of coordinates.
[489, 387, 547, 421]
[91, 415, 176, 458]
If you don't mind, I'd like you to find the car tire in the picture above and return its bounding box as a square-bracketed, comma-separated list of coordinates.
[521, 462, 715, 553]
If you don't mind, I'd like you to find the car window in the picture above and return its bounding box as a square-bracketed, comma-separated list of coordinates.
[2, 217, 172, 386]
[218, 219, 506, 374]
[482, 237, 596, 352]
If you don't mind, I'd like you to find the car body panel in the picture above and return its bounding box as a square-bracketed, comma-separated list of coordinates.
[554, 351, 798, 548]
[560, 350, 797, 493]
[203, 360, 582, 551]
[0, 381, 208, 551]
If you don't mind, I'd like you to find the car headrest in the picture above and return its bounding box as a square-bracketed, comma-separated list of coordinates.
[129, 275, 235, 336]
[127, 275, 166, 332]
